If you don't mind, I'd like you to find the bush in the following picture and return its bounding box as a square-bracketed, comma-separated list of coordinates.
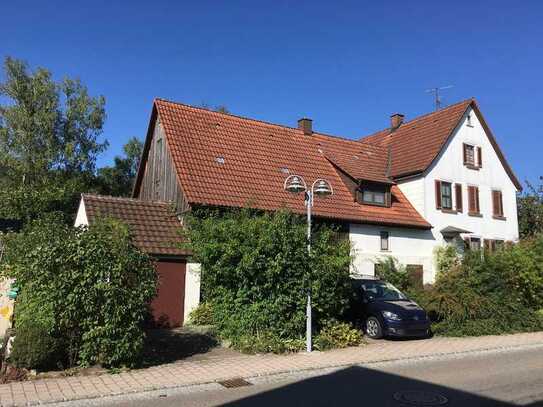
[1, 216, 157, 368]
[314, 321, 363, 351]
[232, 332, 305, 354]
[422, 237, 543, 337]
[434, 244, 460, 277]
[189, 302, 214, 326]
[185, 209, 352, 352]
[9, 325, 64, 371]
[374, 256, 409, 290]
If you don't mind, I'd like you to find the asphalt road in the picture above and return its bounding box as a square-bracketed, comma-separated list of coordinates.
[63, 345, 543, 407]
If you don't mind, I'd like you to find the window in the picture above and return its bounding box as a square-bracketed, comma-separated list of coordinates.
[463, 143, 475, 166]
[484, 239, 504, 252]
[467, 114, 474, 127]
[492, 190, 504, 218]
[477, 147, 482, 168]
[380, 231, 389, 251]
[357, 183, 391, 207]
[455, 183, 463, 212]
[441, 182, 452, 210]
[469, 237, 481, 251]
[361, 190, 386, 205]
[435, 180, 453, 210]
[468, 185, 480, 215]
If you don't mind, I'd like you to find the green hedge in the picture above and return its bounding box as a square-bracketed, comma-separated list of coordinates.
[419, 236, 543, 336]
[185, 208, 353, 352]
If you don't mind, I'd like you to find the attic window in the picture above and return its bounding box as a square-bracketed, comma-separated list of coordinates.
[356, 183, 391, 207]
[280, 167, 290, 174]
[467, 114, 474, 127]
[215, 156, 225, 164]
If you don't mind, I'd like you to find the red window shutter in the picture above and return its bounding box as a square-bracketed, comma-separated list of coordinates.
[492, 190, 499, 216]
[435, 180, 442, 209]
[493, 190, 504, 217]
[455, 184, 463, 212]
[468, 186, 474, 212]
[477, 147, 482, 168]
[463, 144, 468, 165]
[475, 187, 480, 213]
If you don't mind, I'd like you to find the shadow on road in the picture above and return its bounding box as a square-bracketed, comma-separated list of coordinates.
[220, 365, 543, 407]
[142, 328, 219, 367]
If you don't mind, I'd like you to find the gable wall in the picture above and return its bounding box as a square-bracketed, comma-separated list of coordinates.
[138, 120, 190, 213]
[423, 106, 519, 245]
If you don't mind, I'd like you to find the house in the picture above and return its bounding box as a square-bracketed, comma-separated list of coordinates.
[75, 97, 520, 326]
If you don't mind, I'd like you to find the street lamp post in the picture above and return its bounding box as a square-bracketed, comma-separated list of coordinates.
[284, 175, 333, 352]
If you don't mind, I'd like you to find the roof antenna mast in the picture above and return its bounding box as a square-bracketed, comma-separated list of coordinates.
[425, 85, 454, 111]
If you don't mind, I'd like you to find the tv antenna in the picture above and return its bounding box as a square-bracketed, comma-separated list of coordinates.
[426, 85, 454, 111]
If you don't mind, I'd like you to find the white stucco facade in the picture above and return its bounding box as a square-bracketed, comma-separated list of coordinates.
[350, 106, 519, 283]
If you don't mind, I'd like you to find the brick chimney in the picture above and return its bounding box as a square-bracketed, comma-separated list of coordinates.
[390, 113, 404, 130]
[298, 118, 313, 136]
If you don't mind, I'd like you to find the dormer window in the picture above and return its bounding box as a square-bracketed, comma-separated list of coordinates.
[356, 183, 391, 207]
[363, 190, 385, 205]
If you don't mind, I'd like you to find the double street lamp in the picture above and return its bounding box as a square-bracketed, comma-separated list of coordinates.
[283, 175, 333, 352]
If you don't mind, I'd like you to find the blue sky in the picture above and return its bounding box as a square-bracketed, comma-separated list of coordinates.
[2, 1, 542, 185]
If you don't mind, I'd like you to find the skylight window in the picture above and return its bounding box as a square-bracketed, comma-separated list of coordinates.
[280, 167, 290, 174]
[215, 156, 225, 164]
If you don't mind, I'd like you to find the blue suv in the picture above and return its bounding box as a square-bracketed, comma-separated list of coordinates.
[349, 278, 431, 339]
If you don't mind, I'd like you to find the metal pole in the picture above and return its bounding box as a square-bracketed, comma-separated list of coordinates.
[306, 190, 312, 353]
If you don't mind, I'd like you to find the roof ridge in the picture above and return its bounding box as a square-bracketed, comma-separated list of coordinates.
[82, 193, 172, 206]
[359, 98, 474, 141]
[155, 97, 365, 146]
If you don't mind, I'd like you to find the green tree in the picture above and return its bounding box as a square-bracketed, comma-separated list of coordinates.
[0, 57, 107, 221]
[97, 137, 143, 196]
[518, 176, 543, 239]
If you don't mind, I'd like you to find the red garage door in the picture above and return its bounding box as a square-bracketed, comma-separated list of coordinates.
[150, 259, 186, 327]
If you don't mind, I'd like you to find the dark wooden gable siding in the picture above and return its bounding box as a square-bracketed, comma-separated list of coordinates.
[138, 120, 190, 213]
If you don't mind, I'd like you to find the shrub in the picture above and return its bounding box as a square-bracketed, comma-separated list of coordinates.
[374, 256, 409, 290]
[189, 302, 214, 326]
[433, 244, 460, 277]
[185, 209, 352, 352]
[9, 325, 65, 371]
[232, 332, 305, 354]
[314, 321, 363, 351]
[1, 216, 157, 368]
[424, 237, 543, 337]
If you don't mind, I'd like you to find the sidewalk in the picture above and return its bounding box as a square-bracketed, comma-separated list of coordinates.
[1, 331, 543, 406]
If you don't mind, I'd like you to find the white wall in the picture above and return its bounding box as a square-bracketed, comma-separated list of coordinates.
[360, 106, 519, 284]
[423, 106, 519, 246]
[349, 223, 436, 283]
[184, 263, 201, 323]
[74, 198, 89, 227]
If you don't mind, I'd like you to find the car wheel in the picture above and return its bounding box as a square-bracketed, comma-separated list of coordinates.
[365, 317, 383, 339]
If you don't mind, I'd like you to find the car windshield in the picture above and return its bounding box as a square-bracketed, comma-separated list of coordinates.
[361, 281, 407, 301]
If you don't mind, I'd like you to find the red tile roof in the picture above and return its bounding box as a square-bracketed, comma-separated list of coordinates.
[359, 99, 521, 189]
[150, 99, 431, 229]
[82, 194, 188, 257]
